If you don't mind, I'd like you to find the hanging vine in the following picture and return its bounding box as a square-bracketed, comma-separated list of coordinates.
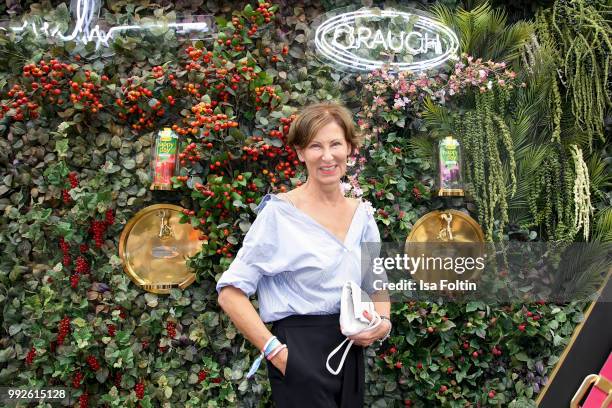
[570, 144, 594, 240]
[535, 0, 611, 147]
[457, 90, 517, 241]
[525, 147, 576, 241]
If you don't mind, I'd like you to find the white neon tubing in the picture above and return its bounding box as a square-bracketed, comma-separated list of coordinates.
[314, 9, 459, 72]
[7, 0, 212, 49]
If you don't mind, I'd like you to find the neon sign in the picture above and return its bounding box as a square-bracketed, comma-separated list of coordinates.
[314, 8, 459, 72]
[0, 0, 214, 49]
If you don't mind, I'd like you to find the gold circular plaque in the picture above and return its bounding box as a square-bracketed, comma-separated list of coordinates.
[119, 204, 202, 294]
[405, 210, 485, 286]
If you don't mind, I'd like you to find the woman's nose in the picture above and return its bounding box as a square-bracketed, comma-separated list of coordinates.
[322, 147, 334, 161]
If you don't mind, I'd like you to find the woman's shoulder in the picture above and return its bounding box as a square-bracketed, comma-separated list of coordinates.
[255, 193, 291, 214]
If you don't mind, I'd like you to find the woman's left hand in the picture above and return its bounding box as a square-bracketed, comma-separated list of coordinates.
[346, 310, 391, 347]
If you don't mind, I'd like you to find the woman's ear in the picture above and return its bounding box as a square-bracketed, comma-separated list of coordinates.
[295, 147, 304, 162]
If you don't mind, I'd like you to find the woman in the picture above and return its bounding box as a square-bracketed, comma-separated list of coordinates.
[216, 102, 391, 407]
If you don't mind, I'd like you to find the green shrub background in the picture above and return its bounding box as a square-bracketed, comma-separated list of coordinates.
[0, 0, 609, 407]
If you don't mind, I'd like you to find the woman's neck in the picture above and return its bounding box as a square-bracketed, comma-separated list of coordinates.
[299, 178, 345, 206]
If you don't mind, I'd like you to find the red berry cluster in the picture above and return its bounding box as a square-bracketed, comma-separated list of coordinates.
[212, 377, 223, 384]
[62, 189, 72, 205]
[1, 84, 39, 121]
[114, 371, 122, 389]
[25, 347, 36, 365]
[90, 220, 108, 248]
[135, 382, 145, 400]
[59, 237, 71, 267]
[178, 142, 201, 167]
[166, 321, 176, 338]
[78, 391, 88, 408]
[197, 370, 208, 383]
[107, 324, 116, 337]
[255, 2, 274, 23]
[79, 243, 88, 254]
[61, 171, 79, 205]
[491, 345, 503, 356]
[69, 172, 79, 188]
[86, 355, 100, 372]
[254, 86, 281, 111]
[72, 371, 84, 389]
[116, 78, 167, 131]
[75, 256, 90, 274]
[412, 186, 422, 200]
[152, 65, 164, 79]
[68, 70, 105, 113]
[57, 316, 71, 346]
[70, 274, 80, 289]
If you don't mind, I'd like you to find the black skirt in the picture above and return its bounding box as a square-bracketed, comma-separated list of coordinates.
[265, 314, 365, 408]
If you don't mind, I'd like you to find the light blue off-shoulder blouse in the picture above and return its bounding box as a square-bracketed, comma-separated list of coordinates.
[215, 193, 382, 323]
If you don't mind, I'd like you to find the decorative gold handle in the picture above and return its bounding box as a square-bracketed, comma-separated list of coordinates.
[157, 210, 175, 240]
[570, 374, 612, 408]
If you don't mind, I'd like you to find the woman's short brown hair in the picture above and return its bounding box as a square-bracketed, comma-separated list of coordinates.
[287, 102, 362, 150]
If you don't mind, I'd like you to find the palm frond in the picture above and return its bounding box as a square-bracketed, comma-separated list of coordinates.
[592, 207, 612, 243]
[432, 2, 533, 65]
[421, 98, 454, 134]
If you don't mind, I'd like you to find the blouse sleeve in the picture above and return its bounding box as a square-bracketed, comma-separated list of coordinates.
[215, 195, 282, 297]
[360, 210, 386, 295]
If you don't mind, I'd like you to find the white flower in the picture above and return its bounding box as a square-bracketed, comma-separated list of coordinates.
[487, 80, 493, 90]
[353, 186, 363, 197]
[340, 182, 352, 194]
[362, 200, 376, 215]
[347, 157, 356, 167]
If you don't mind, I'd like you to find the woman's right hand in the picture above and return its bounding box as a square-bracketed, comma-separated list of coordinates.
[270, 347, 289, 376]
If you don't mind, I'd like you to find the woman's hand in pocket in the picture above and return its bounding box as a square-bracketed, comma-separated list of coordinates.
[270, 347, 289, 376]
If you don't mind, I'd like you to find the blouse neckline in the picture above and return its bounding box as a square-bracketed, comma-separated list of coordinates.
[267, 193, 363, 248]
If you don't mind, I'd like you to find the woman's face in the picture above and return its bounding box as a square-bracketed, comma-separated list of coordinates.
[296, 121, 352, 186]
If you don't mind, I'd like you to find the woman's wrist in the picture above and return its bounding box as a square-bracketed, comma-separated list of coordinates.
[377, 317, 392, 341]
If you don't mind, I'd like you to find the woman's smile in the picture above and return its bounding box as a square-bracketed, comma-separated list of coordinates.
[319, 164, 338, 175]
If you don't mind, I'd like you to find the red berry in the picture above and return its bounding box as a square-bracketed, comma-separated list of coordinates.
[416, 362, 423, 369]
[79, 244, 88, 253]
[86, 355, 100, 372]
[212, 377, 222, 384]
[389, 346, 397, 354]
[75, 256, 89, 274]
[439, 385, 448, 393]
[79, 391, 88, 408]
[472, 351, 479, 358]
[68, 172, 79, 188]
[57, 316, 71, 345]
[25, 347, 36, 365]
[135, 382, 145, 399]
[518, 323, 526, 332]
[198, 370, 208, 383]
[107, 324, 116, 337]
[70, 274, 80, 289]
[166, 321, 177, 338]
[72, 371, 84, 388]
[62, 189, 72, 204]
[105, 209, 115, 226]
[488, 390, 496, 398]
[114, 372, 122, 389]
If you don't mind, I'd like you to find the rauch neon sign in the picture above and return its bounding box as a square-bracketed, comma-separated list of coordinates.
[314, 8, 459, 72]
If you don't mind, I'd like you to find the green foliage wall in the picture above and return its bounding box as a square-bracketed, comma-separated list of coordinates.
[0, 1, 608, 407]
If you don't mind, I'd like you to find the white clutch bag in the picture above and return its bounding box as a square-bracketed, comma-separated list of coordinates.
[326, 281, 382, 375]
